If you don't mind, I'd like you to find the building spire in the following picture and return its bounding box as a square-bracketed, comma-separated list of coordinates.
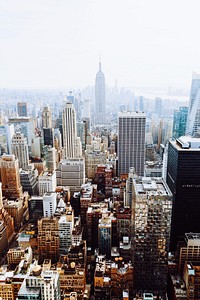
[99, 52, 101, 71]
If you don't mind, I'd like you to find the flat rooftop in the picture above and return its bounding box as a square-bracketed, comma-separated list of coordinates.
[134, 177, 171, 196]
[172, 136, 200, 150]
[118, 111, 146, 118]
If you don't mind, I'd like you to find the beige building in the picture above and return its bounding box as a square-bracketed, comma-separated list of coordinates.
[178, 233, 200, 275]
[38, 217, 59, 263]
[0, 154, 22, 199]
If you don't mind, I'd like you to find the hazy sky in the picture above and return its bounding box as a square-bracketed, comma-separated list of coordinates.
[0, 0, 200, 89]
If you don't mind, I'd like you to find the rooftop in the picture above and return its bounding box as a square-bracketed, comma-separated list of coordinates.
[173, 136, 200, 150]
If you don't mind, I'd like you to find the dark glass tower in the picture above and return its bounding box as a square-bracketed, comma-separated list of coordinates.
[166, 136, 200, 251]
[95, 62, 105, 124]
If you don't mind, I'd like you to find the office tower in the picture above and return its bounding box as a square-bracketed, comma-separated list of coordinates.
[172, 106, 188, 139]
[95, 62, 106, 124]
[87, 202, 108, 251]
[17, 102, 27, 117]
[43, 128, 54, 147]
[11, 132, 29, 170]
[186, 72, 200, 136]
[132, 177, 172, 294]
[31, 135, 43, 158]
[0, 123, 14, 155]
[42, 106, 52, 128]
[38, 217, 59, 263]
[58, 204, 74, 254]
[139, 96, 144, 111]
[155, 97, 162, 117]
[39, 171, 56, 196]
[54, 128, 62, 150]
[56, 158, 85, 193]
[28, 196, 43, 222]
[82, 98, 91, 119]
[118, 111, 146, 176]
[0, 154, 22, 199]
[77, 121, 87, 151]
[62, 102, 81, 158]
[43, 192, 57, 217]
[46, 146, 57, 172]
[166, 136, 200, 251]
[8, 116, 35, 148]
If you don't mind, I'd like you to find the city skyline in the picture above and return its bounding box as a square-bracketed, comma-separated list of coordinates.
[0, 0, 200, 90]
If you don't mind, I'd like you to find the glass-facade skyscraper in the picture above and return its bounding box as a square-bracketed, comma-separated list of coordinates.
[172, 106, 188, 139]
[166, 136, 200, 251]
[186, 73, 200, 136]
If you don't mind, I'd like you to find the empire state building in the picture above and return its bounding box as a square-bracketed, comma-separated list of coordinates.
[95, 62, 105, 124]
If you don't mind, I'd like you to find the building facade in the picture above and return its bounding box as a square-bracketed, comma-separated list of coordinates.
[11, 132, 29, 170]
[118, 111, 146, 176]
[166, 136, 200, 251]
[95, 62, 106, 125]
[132, 177, 172, 294]
[186, 72, 200, 136]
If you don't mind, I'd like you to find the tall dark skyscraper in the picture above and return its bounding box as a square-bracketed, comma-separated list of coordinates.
[118, 111, 146, 176]
[166, 136, 200, 251]
[95, 62, 105, 124]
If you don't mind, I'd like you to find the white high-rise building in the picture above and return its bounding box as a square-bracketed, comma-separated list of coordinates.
[95, 62, 106, 125]
[42, 106, 52, 128]
[43, 192, 57, 217]
[118, 111, 146, 176]
[58, 204, 74, 253]
[82, 99, 91, 119]
[186, 72, 200, 136]
[62, 102, 81, 158]
[39, 171, 57, 196]
[11, 132, 29, 170]
[0, 123, 14, 154]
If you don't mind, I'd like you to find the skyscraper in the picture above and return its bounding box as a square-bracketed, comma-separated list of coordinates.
[132, 177, 172, 293]
[62, 102, 81, 158]
[186, 72, 200, 136]
[42, 106, 52, 128]
[155, 97, 162, 117]
[17, 102, 27, 117]
[11, 132, 29, 170]
[95, 62, 105, 125]
[172, 106, 188, 139]
[166, 136, 200, 251]
[0, 154, 22, 199]
[118, 111, 146, 176]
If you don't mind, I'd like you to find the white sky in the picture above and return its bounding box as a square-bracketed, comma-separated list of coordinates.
[0, 0, 200, 89]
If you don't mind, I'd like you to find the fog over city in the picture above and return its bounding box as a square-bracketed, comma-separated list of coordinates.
[0, 0, 200, 92]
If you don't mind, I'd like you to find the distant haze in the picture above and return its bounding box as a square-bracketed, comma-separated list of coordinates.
[0, 0, 199, 90]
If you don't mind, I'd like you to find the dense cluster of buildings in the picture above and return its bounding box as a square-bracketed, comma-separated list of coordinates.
[0, 67, 200, 299]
